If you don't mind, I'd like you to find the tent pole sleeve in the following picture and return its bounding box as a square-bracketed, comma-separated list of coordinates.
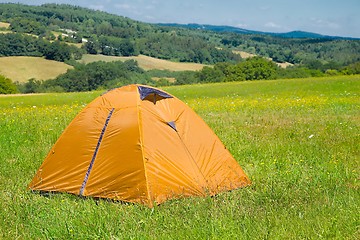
[79, 108, 115, 196]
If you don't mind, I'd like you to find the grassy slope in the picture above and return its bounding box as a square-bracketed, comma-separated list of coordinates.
[79, 54, 207, 71]
[0, 56, 73, 83]
[0, 76, 359, 239]
[0, 53, 205, 84]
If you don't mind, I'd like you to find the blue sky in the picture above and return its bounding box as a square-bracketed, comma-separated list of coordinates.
[1, 0, 360, 38]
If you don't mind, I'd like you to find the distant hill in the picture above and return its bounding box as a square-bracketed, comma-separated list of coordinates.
[158, 23, 359, 40]
[0, 3, 359, 68]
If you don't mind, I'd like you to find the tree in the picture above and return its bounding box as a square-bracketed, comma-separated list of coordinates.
[0, 75, 18, 94]
[44, 41, 71, 61]
[120, 39, 137, 56]
[220, 57, 278, 82]
[196, 66, 224, 83]
[341, 62, 360, 75]
[10, 17, 46, 35]
[240, 57, 278, 80]
[84, 40, 98, 54]
[224, 64, 246, 82]
[23, 78, 42, 93]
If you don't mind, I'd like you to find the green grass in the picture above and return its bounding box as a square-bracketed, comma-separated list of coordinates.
[1, 76, 359, 239]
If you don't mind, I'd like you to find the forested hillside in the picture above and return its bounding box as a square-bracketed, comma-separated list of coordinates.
[1, 3, 359, 65]
[159, 23, 359, 39]
[0, 3, 239, 64]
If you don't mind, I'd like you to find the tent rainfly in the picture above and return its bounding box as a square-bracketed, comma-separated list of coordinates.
[29, 84, 250, 207]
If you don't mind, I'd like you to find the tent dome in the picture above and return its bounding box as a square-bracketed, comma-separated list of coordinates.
[29, 84, 250, 207]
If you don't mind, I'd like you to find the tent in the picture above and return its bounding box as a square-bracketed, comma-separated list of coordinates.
[29, 84, 250, 207]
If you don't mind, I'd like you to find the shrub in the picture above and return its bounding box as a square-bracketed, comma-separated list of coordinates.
[0, 75, 18, 94]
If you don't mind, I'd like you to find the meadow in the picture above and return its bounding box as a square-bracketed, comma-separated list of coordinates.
[0, 56, 73, 83]
[79, 54, 207, 71]
[0, 76, 359, 239]
[0, 54, 205, 84]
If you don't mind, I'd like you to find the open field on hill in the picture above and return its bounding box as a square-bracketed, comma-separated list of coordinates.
[0, 56, 73, 83]
[233, 50, 293, 68]
[233, 50, 257, 59]
[0, 21, 10, 28]
[0, 76, 359, 239]
[79, 54, 207, 71]
[49, 31, 84, 48]
[0, 21, 11, 34]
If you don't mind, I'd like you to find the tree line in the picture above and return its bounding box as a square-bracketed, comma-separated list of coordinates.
[153, 57, 360, 85]
[0, 33, 83, 62]
[12, 57, 360, 94]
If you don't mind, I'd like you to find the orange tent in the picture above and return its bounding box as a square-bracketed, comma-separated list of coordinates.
[29, 84, 250, 207]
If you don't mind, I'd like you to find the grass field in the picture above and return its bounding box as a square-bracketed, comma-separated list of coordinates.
[0, 56, 73, 83]
[79, 54, 207, 71]
[0, 76, 359, 239]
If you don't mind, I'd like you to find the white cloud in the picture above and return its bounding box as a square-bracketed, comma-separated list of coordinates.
[264, 22, 282, 29]
[114, 4, 132, 10]
[88, 5, 105, 11]
[236, 23, 248, 28]
[113, 3, 143, 16]
[310, 18, 340, 29]
[144, 15, 156, 21]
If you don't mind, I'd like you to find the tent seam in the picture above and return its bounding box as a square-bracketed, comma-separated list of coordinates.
[175, 131, 208, 192]
[136, 90, 153, 207]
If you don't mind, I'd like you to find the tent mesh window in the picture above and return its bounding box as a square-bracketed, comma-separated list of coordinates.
[138, 86, 173, 103]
